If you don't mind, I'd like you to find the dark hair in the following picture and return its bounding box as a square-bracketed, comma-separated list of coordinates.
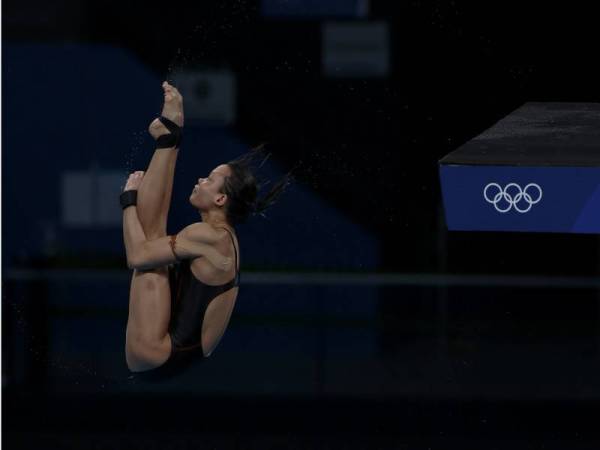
[221, 144, 296, 225]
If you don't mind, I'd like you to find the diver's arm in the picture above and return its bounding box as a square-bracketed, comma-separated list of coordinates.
[123, 212, 232, 271]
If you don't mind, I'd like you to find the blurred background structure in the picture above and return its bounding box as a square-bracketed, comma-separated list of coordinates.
[3, 1, 600, 448]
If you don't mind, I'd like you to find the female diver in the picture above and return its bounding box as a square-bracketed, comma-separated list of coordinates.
[121, 82, 293, 381]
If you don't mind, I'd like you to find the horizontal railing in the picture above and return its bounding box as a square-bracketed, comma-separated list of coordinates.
[4, 269, 600, 288]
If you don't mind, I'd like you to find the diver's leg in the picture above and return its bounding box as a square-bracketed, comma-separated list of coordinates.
[136, 81, 184, 237]
[125, 268, 173, 371]
[124, 82, 184, 371]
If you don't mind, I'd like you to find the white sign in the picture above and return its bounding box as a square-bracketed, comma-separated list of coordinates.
[322, 22, 389, 77]
[171, 70, 236, 125]
[61, 169, 125, 227]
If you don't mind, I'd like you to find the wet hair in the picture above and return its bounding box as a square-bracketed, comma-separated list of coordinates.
[221, 144, 296, 225]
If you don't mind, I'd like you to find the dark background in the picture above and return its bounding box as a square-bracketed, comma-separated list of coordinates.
[3, 0, 600, 448]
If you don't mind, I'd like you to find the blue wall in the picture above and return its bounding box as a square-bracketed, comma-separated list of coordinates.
[3, 43, 379, 270]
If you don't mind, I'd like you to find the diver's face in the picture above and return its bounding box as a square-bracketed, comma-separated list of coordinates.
[189, 164, 231, 210]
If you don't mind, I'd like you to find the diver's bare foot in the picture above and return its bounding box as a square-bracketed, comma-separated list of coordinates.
[161, 81, 184, 126]
[148, 81, 184, 139]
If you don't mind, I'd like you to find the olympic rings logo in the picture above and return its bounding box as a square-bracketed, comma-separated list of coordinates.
[483, 182, 543, 213]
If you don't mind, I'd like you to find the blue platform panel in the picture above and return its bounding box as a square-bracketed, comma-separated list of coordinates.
[440, 165, 600, 233]
[439, 102, 600, 234]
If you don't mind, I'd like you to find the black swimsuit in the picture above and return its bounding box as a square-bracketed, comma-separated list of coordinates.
[128, 227, 239, 382]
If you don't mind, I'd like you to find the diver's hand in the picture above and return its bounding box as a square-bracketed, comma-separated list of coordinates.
[124, 171, 145, 191]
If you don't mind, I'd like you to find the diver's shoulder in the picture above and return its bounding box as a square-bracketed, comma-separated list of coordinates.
[181, 222, 222, 244]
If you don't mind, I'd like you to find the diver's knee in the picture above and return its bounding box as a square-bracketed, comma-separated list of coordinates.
[126, 332, 170, 370]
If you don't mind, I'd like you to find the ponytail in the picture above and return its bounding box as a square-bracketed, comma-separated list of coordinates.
[223, 144, 297, 225]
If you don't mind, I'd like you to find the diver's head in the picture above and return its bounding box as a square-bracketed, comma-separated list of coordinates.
[189, 164, 232, 219]
[190, 146, 295, 226]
